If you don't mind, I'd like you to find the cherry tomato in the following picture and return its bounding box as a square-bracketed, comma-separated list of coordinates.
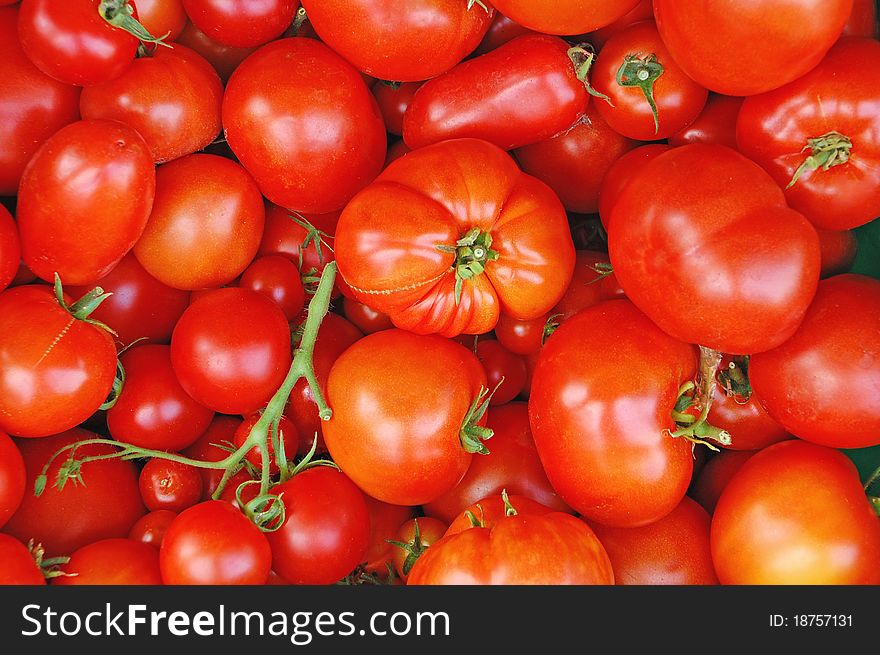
[391, 517, 448, 582]
[0, 430, 25, 529]
[817, 228, 859, 278]
[488, 0, 641, 36]
[473, 11, 537, 56]
[0, 206, 19, 293]
[171, 288, 292, 415]
[597, 143, 670, 225]
[54, 538, 162, 585]
[175, 20, 257, 83]
[689, 450, 755, 514]
[160, 500, 272, 584]
[750, 275, 880, 449]
[424, 403, 569, 523]
[373, 82, 421, 136]
[493, 313, 547, 356]
[223, 38, 387, 214]
[336, 138, 575, 336]
[711, 440, 880, 584]
[589, 497, 718, 585]
[475, 340, 527, 406]
[107, 344, 214, 451]
[5, 429, 146, 557]
[0, 534, 45, 585]
[138, 459, 204, 513]
[342, 297, 394, 334]
[17, 119, 155, 286]
[324, 329, 488, 506]
[267, 467, 371, 585]
[182, 0, 298, 48]
[232, 413, 299, 475]
[182, 415, 243, 499]
[0, 286, 117, 438]
[129, 509, 177, 547]
[669, 94, 742, 150]
[239, 255, 306, 322]
[0, 6, 81, 196]
[80, 44, 223, 163]
[362, 497, 415, 575]
[134, 0, 187, 40]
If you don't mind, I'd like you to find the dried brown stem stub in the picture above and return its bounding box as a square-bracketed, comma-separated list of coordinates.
[667, 347, 731, 450]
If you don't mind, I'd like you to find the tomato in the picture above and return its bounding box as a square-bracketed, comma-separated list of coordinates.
[424, 403, 569, 523]
[0, 535, 44, 585]
[160, 500, 272, 584]
[107, 344, 214, 451]
[712, 441, 880, 584]
[404, 36, 590, 151]
[258, 204, 340, 289]
[551, 250, 625, 323]
[324, 330, 488, 506]
[138, 459, 203, 513]
[474, 340, 527, 406]
[301, 0, 492, 82]
[54, 538, 162, 585]
[530, 300, 695, 527]
[182, 415, 243, 498]
[668, 94, 742, 150]
[587, 0, 653, 48]
[223, 38, 387, 214]
[336, 139, 575, 337]
[385, 140, 411, 165]
[17, 0, 148, 86]
[737, 38, 880, 231]
[232, 413, 299, 475]
[750, 275, 880, 449]
[0, 206, 19, 293]
[842, 0, 878, 37]
[267, 467, 370, 585]
[239, 255, 306, 322]
[129, 509, 177, 547]
[362, 497, 415, 575]
[488, 0, 640, 35]
[592, 21, 707, 140]
[0, 6, 81, 196]
[609, 144, 821, 354]
[17, 119, 155, 286]
[817, 228, 859, 278]
[597, 143, 669, 226]
[80, 44, 223, 164]
[175, 20, 256, 82]
[5, 429, 146, 557]
[134, 154, 264, 290]
[67, 253, 191, 350]
[0, 286, 117, 438]
[473, 11, 537, 56]
[653, 0, 852, 96]
[689, 450, 755, 514]
[493, 313, 546, 356]
[444, 494, 554, 537]
[171, 288, 292, 415]
[589, 497, 717, 585]
[342, 297, 394, 335]
[514, 105, 637, 214]
[182, 0, 298, 48]
[0, 430, 25, 529]
[408, 509, 614, 585]
[373, 82, 421, 136]
[134, 0, 187, 41]
[391, 517, 448, 582]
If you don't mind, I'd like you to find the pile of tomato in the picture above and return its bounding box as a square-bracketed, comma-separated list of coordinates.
[1, 0, 879, 587]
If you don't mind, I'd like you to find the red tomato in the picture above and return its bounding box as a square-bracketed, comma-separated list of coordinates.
[5, 429, 146, 557]
[135, 0, 187, 40]
[175, 20, 257, 82]
[80, 44, 223, 163]
[54, 538, 162, 585]
[391, 517, 448, 582]
[608, 144, 821, 354]
[587, 0, 653, 48]
[514, 105, 637, 214]
[597, 143, 670, 226]
[324, 330, 488, 506]
[342, 297, 394, 335]
[171, 288, 292, 415]
[336, 139, 575, 337]
[232, 413, 299, 475]
[267, 467, 371, 585]
[589, 497, 718, 585]
[653, 0, 852, 96]
[689, 450, 755, 514]
[669, 94, 742, 149]
[129, 509, 177, 547]
[239, 255, 305, 322]
[0, 6, 81, 196]
[530, 300, 695, 527]
[0, 286, 117, 438]
[0, 534, 45, 585]
[493, 313, 547, 356]
[223, 38, 387, 214]
[592, 21, 707, 140]
[842, 0, 878, 37]
[404, 35, 590, 151]
[444, 494, 555, 536]
[711, 441, 880, 584]
[0, 206, 19, 293]
[475, 340, 527, 406]
[67, 253, 191, 350]
[181, 415, 243, 498]
[107, 344, 214, 451]
[182, 0, 297, 48]
[409, 510, 614, 585]
[552, 250, 625, 323]
[817, 228, 859, 278]
[138, 459, 204, 513]
[488, 0, 640, 35]
[0, 430, 25, 529]
[362, 497, 415, 575]
[474, 11, 537, 56]
[160, 500, 271, 584]
[134, 154, 264, 290]
[17, 119, 155, 286]
[750, 275, 880, 449]
[424, 403, 569, 523]
[737, 38, 880, 231]
[385, 140, 412, 165]
[373, 82, 421, 136]
[301, 0, 492, 82]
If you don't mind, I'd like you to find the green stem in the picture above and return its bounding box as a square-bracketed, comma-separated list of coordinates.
[567, 46, 613, 106]
[616, 53, 664, 135]
[864, 465, 880, 493]
[98, 0, 171, 48]
[787, 131, 853, 189]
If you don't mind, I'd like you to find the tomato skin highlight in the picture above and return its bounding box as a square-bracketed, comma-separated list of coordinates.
[669, 94, 742, 150]
[182, 0, 298, 48]
[129, 509, 177, 548]
[135, 0, 188, 41]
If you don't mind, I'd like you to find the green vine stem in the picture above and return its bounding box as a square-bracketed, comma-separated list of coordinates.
[666, 346, 731, 450]
[98, 0, 171, 48]
[616, 53, 664, 135]
[787, 131, 853, 189]
[567, 46, 613, 106]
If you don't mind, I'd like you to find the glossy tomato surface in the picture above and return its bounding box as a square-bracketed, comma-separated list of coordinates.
[488, 0, 640, 35]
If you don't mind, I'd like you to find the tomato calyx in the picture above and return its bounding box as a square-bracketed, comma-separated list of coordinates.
[387, 519, 428, 576]
[501, 489, 518, 517]
[54, 273, 117, 334]
[542, 313, 562, 345]
[616, 53, 664, 135]
[460, 380, 502, 455]
[787, 131, 853, 189]
[717, 355, 753, 404]
[436, 227, 499, 305]
[568, 46, 613, 106]
[98, 0, 171, 49]
[336, 564, 397, 586]
[27, 540, 72, 581]
[464, 504, 486, 528]
[667, 347, 731, 451]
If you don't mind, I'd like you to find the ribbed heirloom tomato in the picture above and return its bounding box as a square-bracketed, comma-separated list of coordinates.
[335, 138, 575, 337]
